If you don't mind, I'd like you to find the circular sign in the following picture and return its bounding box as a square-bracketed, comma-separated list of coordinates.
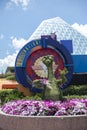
[15, 36, 73, 92]
[26, 48, 64, 80]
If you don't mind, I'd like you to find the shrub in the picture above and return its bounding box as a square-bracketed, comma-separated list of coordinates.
[0, 85, 87, 106]
[0, 89, 42, 106]
[0, 89, 24, 106]
[63, 85, 87, 96]
[5, 74, 16, 81]
[24, 95, 42, 100]
[5, 89, 25, 102]
[0, 74, 5, 78]
[64, 95, 87, 99]
[0, 90, 10, 106]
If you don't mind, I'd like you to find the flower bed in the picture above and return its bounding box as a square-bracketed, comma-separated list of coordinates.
[0, 99, 87, 130]
[1, 99, 87, 116]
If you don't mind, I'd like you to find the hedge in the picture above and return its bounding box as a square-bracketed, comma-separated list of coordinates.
[0, 85, 87, 106]
[63, 85, 87, 96]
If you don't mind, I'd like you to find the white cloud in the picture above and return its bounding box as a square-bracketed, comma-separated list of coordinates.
[72, 23, 87, 37]
[6, 0, 31, 10]
[0, 34, 4, 40]
[0, 36, 29, 73]
[0, 52, 18, 73]
[11, 37, 28, 50]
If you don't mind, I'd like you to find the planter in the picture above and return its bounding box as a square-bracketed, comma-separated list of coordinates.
[0, 113, 87, 130]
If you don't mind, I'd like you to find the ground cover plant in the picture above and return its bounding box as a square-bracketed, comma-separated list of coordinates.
[1, 99, 87, 116]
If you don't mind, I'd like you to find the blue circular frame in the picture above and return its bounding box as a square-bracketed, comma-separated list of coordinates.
[15, 37, 73, 92]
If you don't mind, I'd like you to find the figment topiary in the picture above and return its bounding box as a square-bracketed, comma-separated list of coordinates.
[33, 55, 68, 100]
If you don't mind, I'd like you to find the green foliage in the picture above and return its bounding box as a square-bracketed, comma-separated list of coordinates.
[5, 89, 24, 102]
[5, 67, 14, 74]
[59, 67, 68, 83]
[0, 89, 42, 106]
[9, 67, 14, 73]
[4, 72, 16, 81]
[5, 73, 12, 77]
[5, 74, 16, 81]
[63, 85, 87, 96]
[0, 85, 87, 107]
[24, 95, 42, 100]
[40, 55, 68, 100]
[42, 55, 53, 66]
[64, 95, 87, 99]
[0, 89, 9, 105]
[0, 74, 5, 78]
[0, 89, 25, 106]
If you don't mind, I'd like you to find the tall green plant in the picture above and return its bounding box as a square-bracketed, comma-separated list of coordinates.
[33, 55, 68, 100]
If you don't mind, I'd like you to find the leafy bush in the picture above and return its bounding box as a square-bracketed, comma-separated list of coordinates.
[5, 89, 25, 102]
[64, 95, 87, 99]
[0, 85, 87, 107]
[63, 85, 87, 96]
[0, 89, 42, 106]
[0, 74, 5, 78]
[24, 95, 42, 100]
[5, 73, 12, 77]
[0, 89, 25, 106]
[5, 74, 16, 81]
[0, 90, 9, 105]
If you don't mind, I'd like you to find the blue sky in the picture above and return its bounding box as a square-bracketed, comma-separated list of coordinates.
[0, 0, 87, 73]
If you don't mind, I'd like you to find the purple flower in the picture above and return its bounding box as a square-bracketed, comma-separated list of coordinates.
[1, 99, 87, 116]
